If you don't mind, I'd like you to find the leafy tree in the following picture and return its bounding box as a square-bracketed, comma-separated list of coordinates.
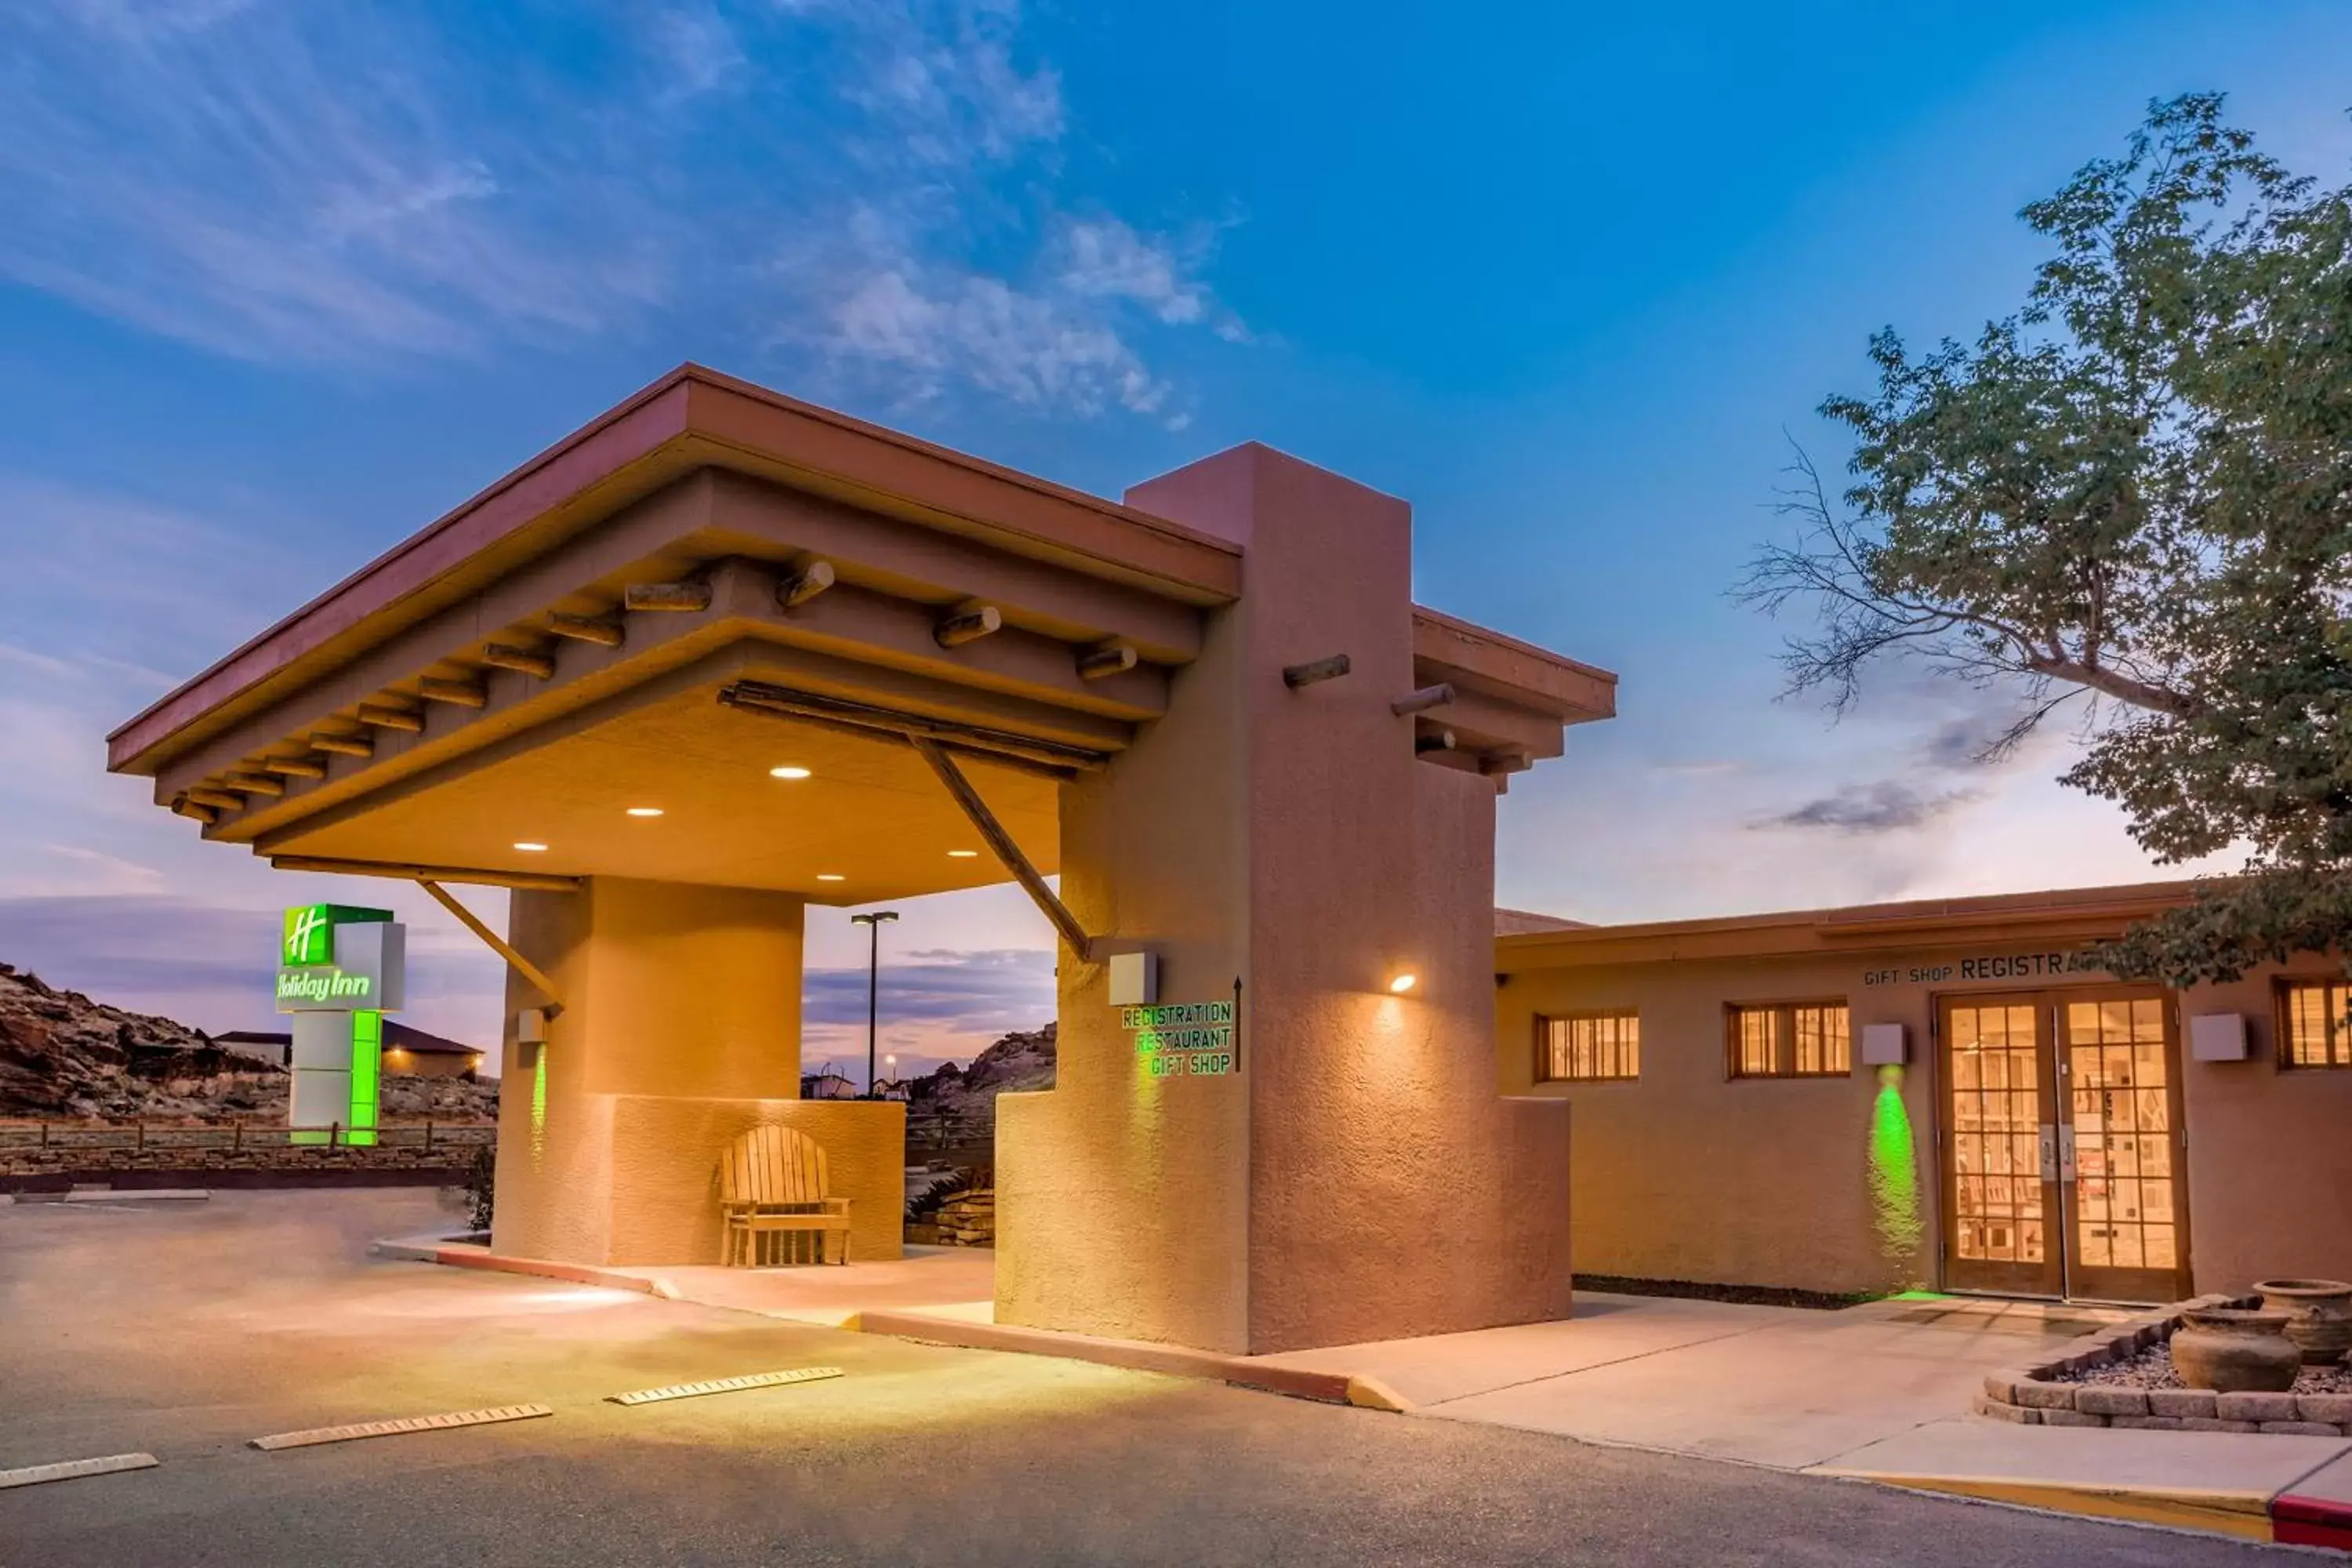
[1741, 93, 2352, 985]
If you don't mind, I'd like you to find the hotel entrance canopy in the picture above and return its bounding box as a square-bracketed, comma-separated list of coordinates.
[107, 365, 1610, 908]
[107, 365, 1618, 1356]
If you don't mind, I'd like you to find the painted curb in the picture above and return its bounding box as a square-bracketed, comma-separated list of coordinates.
[1345, 1374, 1414, 1413]
[392, 1240, 674, 1298]
[855, 1310, 1356, 1404]
[2274, 1493, 2352, 1552]
[1828, 1470, 2277, 1544]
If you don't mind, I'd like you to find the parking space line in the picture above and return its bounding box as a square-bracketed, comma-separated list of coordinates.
[0, 1452, 159, 1490]
[608, 1367, 844, 1406]
[249, 1404, 552, 1451]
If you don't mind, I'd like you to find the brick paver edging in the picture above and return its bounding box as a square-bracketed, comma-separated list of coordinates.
[1975, 1294, 2352, 1435]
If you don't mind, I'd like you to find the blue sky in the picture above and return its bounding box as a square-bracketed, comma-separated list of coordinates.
[2, 0, 2347, 1074]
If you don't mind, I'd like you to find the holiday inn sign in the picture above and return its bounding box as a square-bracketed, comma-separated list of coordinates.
[274, 903, 405, 1012]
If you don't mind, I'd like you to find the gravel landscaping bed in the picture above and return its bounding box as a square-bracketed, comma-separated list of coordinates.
[2053, 1341, 2352, 1393]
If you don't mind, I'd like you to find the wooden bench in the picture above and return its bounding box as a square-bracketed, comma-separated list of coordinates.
[719, 1124, 853, 1267]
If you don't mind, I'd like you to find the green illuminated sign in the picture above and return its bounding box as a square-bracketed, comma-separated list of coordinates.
[281, 904, 391, 967]
[276, 970, 375, 1004]
[1123, 1000, 1235, 1077]
[275, 906, 403, 1015]
[274, 906, 401, 1145]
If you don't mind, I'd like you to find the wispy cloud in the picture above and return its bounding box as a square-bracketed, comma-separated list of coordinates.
[0, 2, 667, 361]
[1755, 780, 1980, 835]
[0, 1, 1240, 418]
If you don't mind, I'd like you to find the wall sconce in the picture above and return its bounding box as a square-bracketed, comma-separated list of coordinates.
[1860, 1023, 1908, 1066]
[1386, 968, 1418, 995]
[2189, 1013, 2249, 1062]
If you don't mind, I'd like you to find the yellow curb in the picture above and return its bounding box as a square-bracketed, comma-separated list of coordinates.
[1828, 1471, 2275, 1543]
[1345, 1374, 1414, 1413]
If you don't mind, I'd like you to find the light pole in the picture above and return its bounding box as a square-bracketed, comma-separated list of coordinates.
[849, 910, 899, 1098]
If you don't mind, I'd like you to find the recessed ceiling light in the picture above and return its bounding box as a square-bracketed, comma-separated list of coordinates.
[513, 841, 549, 852]
[626, 807, 664, 818]
[947, 849, 980, 858]
[769, 765, 811, 779]
[815, 873, 846, 882]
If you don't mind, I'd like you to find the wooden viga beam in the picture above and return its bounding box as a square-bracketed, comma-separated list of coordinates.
[715, 681, 1111, 780]
[416, 879, 564, 1014]
[908, 735, 1096, 963]
[268, 854, 583, 894]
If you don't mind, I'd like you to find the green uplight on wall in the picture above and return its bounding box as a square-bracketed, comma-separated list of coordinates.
[530, 1046, 549, 1160]
[1867, 1065, 1923, 1280]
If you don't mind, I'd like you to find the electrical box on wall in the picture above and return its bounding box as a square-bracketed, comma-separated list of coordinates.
[2189, 1012, 2249, 1062]
[1107, 950, 1158, 1007]
[1860, 1023, 1908, 1066]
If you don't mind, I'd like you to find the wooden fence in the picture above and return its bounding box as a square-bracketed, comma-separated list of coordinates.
[0, 1121, 496, 1153]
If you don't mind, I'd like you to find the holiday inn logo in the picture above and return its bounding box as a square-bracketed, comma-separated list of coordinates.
[284, 906, 333, 967]
[280, 903, 394, 968]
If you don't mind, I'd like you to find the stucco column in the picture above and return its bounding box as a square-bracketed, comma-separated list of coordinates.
[491, 877, 818, 1264]
[996, 444, 1573, 1354]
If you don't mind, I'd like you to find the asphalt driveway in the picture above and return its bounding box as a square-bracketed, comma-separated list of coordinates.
[0, 1189, 2308, 1566]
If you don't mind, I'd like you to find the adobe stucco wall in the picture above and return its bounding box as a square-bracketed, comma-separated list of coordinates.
[2169, 965, 2352, 1292]
[1000, 445, 1573, 1354]
[492, 877, 895, 1267]
[996, 557, 1251, 1348]
[606, 1096, 903, 1264]
[1497, 946, 2352, 1299]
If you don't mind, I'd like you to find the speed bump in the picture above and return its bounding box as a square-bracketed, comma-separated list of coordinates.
[249, 1404, 552, 1451]
[607, 1367, 844, 1406]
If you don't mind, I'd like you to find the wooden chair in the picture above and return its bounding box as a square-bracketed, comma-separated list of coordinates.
[719, 1124, 853, 1267]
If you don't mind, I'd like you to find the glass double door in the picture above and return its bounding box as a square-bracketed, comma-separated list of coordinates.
[1939, 989, 2190, 1303]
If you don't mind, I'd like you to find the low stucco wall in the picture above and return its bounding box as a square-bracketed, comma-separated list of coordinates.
[491, 877, 912, 1269]
[606, 1096, 904, 1265]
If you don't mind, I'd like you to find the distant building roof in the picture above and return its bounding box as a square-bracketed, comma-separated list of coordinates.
[383, 1022, 481, 1056]
[1494, 907, 1588, 936]
[212, 1024, 481, 1056]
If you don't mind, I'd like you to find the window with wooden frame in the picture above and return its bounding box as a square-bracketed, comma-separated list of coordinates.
[2278, 978, 2352, 1069]
[1726, 1001, 1851, 1078]
[1535, 1011, 1640, 1083]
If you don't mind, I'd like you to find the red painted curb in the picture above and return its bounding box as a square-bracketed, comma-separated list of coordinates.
[2274, 1495, 2352, 1553]
[856, 1310, 1354, 1403]
[428, 1246, 665, 1297]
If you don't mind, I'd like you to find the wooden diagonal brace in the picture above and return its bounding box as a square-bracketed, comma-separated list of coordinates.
[417, 878, 564, 1015]
[909, 735, 1096, 962]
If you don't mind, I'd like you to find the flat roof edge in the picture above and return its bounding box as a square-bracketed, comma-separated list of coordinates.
[107, 365, 1243, 775]
[1497, 878, 2218, 964]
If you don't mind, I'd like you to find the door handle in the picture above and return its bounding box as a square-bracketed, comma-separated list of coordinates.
[2038, 1126, 2058, 1183]
[2057, 1124, 2078, 1183]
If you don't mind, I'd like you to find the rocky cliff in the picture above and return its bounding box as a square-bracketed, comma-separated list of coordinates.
[0, 962, 496, 1121]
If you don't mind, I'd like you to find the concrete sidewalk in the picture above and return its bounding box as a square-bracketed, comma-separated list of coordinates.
[1254, 1292, 2352, 1544]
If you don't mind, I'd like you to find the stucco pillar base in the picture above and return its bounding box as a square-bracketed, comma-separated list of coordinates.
[489, 877, 904, 1267]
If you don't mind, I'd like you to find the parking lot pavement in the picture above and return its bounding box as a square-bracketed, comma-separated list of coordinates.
[0, 1190, 2313, 1566]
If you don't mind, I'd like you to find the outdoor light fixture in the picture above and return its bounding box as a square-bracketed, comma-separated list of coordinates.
[947, 849, 979, 858]
[850, 909, 901, 1098]
[769, 766, 811, 779]
[513, 841, 549, 852]
[815, 873, 846, 882]
[1387, 970, 1419, 994]
[625, 807, 664, 818]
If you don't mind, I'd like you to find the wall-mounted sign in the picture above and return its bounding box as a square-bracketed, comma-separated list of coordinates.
[1123, 1000, 1235, 1077]
[1861, 949, 2107, 988]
